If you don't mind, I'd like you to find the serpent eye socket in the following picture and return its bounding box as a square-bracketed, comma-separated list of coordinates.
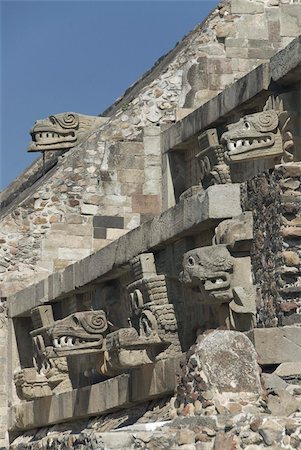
[73, 316, 80, 327]
[244, 121, 251, 129]
[188, 256, 195, 267]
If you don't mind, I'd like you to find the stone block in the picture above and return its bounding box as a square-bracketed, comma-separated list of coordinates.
[194, 330, 261, 394]
[143, 179, 162, 196]
[48, 272, 62, 302]
[270, 36, 301, 85]
[118, 169, 145, 184]
[225, 38, 249, 48]
[280, 5, 301, 37]
[130, 357, 181, 402]
[208, 58, 232, 74]
[8, 284, 37, 318]
[93, 238, 110, 251]
[246, 326, 301, 365]
[93, 216, 124, 229]
[207, 184, 242, 219]
[143, 126, 161, 156]
[60, 264, 75, 294]
[106, 228, 128, 240]
[132, 195, 161, 215]
[119, 141, 144, 156]
[225, 47, 249, 59]
[31, 305, 54, 329]
[93, 227, 107, 239]
[35, 280, 47, 303]
[275, 362, 301, 378]
[51, 223, 91, 236]
[231, 0, 264, 14]
[58, 248, 91, 261]
[9, 374, 131, 431]
[175, 108, 194, 121]
[236, 15, 269, 40]
[42, 233, 90, 250]
[268, 20, 280, 41]
[215, 22, 234, 39]
[248, 47, 275, 59]
[81, 204, 98, 215]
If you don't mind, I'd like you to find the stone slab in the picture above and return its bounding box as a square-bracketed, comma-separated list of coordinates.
[9, 374, 130, 431]
[231, 0, 264, 14]
[131, 357, 181, 402]
[280, 5, 301, 38]
[270, 36, 301, 85]
[9, 357, 180, 431]
[246, 326, 301, 365]
[8, 184, 241, 317]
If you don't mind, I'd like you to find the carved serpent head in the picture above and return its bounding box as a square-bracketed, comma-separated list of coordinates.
[221, 110, 283, 162]
[46, 310, 108, 354]
[28, 112, 106, 152]
[180, 245, 234, 304]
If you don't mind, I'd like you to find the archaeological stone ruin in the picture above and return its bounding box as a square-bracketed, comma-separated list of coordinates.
[1, 0, 301, 448]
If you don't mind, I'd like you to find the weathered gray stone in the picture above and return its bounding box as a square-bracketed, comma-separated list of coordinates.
[194, 331, 261, 394]
[267, 390, 300, 416]
[280, 5, 301, 37]
[275, 362, 301, 378]
[270, 35, 301, 85]
[246, 326, 301, 365]
[261, 372, 287, 393]
[214, 212, 253, 251]
[258, 419, 284, 446]
[231, 0, 264, 14]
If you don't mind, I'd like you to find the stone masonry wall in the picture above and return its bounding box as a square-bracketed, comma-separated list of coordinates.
[245, 163, 301, 328]
[1, 0, 300, 298]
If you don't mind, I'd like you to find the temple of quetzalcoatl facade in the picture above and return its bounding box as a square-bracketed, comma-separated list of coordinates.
[1, 1, 301, 448]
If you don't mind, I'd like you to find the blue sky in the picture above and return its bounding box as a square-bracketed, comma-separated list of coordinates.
[1, 0, 214, 190]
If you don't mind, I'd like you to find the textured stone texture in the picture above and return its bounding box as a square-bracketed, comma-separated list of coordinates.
[187, 331, 261, 395]
[247, 326, 301, 365]
[2, 2, 301, 449]
[1, 0, 300, 299]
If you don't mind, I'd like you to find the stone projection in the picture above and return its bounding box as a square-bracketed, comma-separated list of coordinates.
[1, 0, 301, 448]
[28, 113, 107, 152]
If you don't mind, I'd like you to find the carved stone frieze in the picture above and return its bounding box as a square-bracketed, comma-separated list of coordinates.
[14, 368, 52, 401]
[101, 253, 182, 376]
[28, 112, 107, 152]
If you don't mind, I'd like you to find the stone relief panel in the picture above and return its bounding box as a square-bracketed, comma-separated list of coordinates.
[100, 253, 182, 377]
[13, 253, 184, 400]
[28, 112, 107, 152]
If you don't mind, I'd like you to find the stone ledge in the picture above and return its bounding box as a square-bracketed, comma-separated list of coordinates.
[9, 357, 181, 431]
[246, 326, 301, 365]
[270, 35, 301, 85]
[8, 184, 241, 317]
